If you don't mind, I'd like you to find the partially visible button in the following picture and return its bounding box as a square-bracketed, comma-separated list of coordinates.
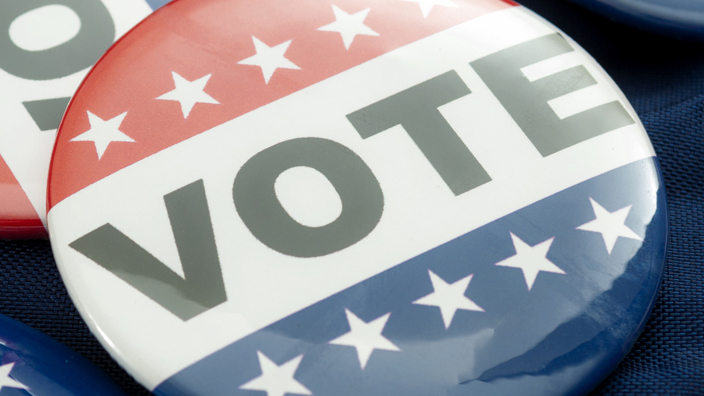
[0, 0, 169, 239]
[0, 313, 127, 395]
[570, 0, 704, 41]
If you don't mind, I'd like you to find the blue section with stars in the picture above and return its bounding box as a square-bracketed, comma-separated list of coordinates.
[155, 157, 667, 396]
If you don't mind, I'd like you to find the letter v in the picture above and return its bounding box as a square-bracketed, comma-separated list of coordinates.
[69, 179, 227, 321]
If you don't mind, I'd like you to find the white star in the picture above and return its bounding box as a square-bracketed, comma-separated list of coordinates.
[0, 363, 27, 391]
[238, 37, 301, 84]
[577, 197, 643, 254]
[413, 270, 484, 329]
[317, 5, 379, 50]
[70, 112, 135, 159]
[239, 351, 311, 396]
[495, 233, 566, 291]
[329, 309, 401, 369]
[401, 0, 458, 18]
[156, 72, 219, 118]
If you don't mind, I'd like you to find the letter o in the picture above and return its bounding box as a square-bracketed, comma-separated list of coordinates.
[233, 137, 384, 258]
[0, 0, 115, 80]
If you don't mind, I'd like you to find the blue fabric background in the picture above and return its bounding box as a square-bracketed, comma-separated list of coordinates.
[0, 0, 701, 394]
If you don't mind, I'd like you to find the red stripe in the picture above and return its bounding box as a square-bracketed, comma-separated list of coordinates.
[49, 0, 516, 209]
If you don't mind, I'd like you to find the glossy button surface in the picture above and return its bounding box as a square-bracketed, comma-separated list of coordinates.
[0, 0, 169, 239]
[0, 313, 127, 395]
[570, 0, 704, 41]
[47, 1, 668, 395]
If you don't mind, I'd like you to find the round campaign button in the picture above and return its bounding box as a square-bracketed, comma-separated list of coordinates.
[0, 0, 170, 239]
[47, 1, 668, 395]
[570, 0, 704, 41]
[0, 313, 127, 395]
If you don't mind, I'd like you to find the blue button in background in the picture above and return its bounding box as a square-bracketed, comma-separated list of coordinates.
[569, 0, 704, 41]
[0, 314, 127, 395]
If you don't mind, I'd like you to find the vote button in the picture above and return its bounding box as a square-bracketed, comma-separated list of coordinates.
[47, 1, 668, 394]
